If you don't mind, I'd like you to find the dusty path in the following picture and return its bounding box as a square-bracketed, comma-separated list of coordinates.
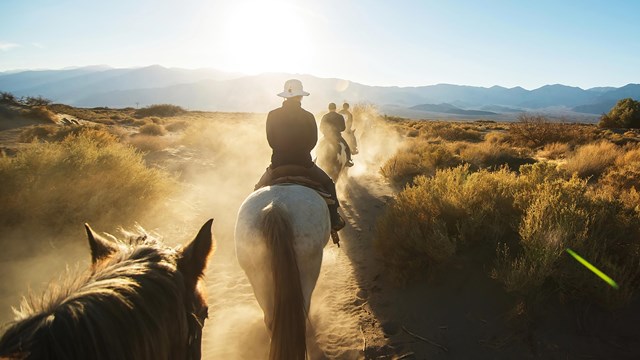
[3, 114, 638, 359]
[197, 170, 396, 360]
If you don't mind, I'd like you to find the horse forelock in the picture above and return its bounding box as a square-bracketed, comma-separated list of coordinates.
[0, 231, 193, 360]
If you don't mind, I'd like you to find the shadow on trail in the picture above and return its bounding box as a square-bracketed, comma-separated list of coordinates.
[336, 174, 640, 360]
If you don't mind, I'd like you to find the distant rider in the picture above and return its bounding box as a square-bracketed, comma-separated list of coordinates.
[339, 102, 358, 154]
[320, 103, 354, 167]
[255, 79, 346, 231]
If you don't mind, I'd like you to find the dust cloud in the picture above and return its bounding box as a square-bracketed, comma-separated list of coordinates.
[0, 104, 403, 359]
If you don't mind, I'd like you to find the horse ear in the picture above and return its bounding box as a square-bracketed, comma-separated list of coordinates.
[178, 219, 214, 287]
[84, 223, 117, 264]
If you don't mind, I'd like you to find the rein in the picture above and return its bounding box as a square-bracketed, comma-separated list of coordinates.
[186, 305, 208, 360]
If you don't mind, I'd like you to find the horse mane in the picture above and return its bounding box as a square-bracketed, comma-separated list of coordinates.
[0, 231, 190, 360]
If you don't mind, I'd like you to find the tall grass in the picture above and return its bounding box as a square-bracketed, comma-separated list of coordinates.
[457, 141, 535, 170]
[537, 142, 571, 160]
[139, 123, 167, 136]
[376, 165, 520, 281]
[508, 114, 598, 148]
[377, 158, 640, 306]
[0, 130, 173, 233]
[563, 141, 622, 179]
[134, 104, 186, 118]
[379, 140, 461, 187]
[422, 122, 484, 142]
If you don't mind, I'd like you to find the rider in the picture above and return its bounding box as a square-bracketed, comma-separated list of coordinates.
[339, 102, 358, 154]
[320, 103, 354, 167]
[255, 79, 346, 232]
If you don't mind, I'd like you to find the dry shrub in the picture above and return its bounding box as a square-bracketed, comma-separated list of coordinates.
[91, 117, 117, 125]
[139, 123, 167, 136]
[459, 141, 535, 171]
[0, 131, 173, 232]
[537, 142, 571, 160]
[615, 145, 640, 166]
[406, 129, 419, 137]
[379, 159, 640, 306]
[502, 178, 640, 306]
[379, 151, 423, 186]
[508, 114, 597, 148]
[563, 141, 622, 179]
[0, 104, 21, 121]
[484, 131, 510, 144]
[131, 118, 149, 126]
[165, 120, 189, 132]
[19, 124, 122, 144]
[18, 125, 58, 142]
[421, 122, 483, 142]
[127, 134, 173, 153]
[494, 178, 592, 293]
[149, 117, 166, 125]
[23, 106, 57, 123]
[47, 104, 136, 124]
[376, 165, 520, 282]
[600, 162, 640, 191]
[380, 139, 461, 187]
[134, 104, 186, 118]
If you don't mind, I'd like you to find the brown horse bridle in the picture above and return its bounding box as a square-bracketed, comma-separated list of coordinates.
[186, 304, 208, 360]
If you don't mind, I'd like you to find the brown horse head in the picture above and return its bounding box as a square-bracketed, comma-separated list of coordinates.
[0, 219, 215, 360]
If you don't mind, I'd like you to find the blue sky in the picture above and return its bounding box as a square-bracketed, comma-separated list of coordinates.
[0, 0, 638, 89]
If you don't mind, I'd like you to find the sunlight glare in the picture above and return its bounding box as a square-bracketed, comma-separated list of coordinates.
[217, 1, 314, 74]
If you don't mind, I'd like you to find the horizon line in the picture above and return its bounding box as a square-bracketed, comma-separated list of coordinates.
[0, 63, 638, 92]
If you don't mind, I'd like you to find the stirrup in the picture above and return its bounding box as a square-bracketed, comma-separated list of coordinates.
[331, 230, 341, 247]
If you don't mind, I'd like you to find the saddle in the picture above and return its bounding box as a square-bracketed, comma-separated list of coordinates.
[255, 165, 335, 205]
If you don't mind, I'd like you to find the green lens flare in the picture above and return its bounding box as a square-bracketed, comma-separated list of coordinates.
[566, 248, 619, 289]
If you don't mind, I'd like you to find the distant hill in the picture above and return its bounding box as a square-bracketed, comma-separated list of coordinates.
[0, 65, 242, 104]
[572, 84, 640, 114]
[410, 103, 497, 116]
[1, 65, 638, 120]
[479, 105, 524, 113]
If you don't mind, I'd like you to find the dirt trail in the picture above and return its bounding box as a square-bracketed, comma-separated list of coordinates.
[197, 170, 395, 360]
[3, 114, 638, 359]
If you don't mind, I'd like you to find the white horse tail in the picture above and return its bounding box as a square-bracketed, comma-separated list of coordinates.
[261, 202, 307, 360]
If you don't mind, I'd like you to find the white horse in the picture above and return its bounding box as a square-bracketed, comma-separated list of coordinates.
[316, 136, 348, 182]
[235, 184, 331, 360]
[344, 128, 358, 155]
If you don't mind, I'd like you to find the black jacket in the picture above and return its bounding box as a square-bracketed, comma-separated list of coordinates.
[266, 99, 317, 168]
[320, 111, 346, 138]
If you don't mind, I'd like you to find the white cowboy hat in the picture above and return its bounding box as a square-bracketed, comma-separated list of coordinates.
[277, 79, 310, 98]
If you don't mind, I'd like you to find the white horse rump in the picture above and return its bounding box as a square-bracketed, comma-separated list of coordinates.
[235, 184, 331, 360]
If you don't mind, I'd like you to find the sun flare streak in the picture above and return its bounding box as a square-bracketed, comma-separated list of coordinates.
[566, 248, 619, 290]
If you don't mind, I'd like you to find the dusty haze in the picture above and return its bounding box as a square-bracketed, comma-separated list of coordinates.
[0, 104, 402, 359]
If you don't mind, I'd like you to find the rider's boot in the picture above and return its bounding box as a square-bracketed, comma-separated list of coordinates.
[329, 204, 346, 231]
[344, 140, 354, 167]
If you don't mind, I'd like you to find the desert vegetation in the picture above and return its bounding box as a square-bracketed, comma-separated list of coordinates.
[599, 98, 640, 129]
[4, 98, 639, 310]
[1, 98, 639, 358]
[376, 116, 640, 308]
[134, 104, 187, 118]
[0, 128, 173, 234]
[0, 102, 269, 243]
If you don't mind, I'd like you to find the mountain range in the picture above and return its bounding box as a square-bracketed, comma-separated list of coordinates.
[1, 65, 638, 121]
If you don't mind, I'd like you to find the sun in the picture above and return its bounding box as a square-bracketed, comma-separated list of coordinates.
[216, 1, 314, 74]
